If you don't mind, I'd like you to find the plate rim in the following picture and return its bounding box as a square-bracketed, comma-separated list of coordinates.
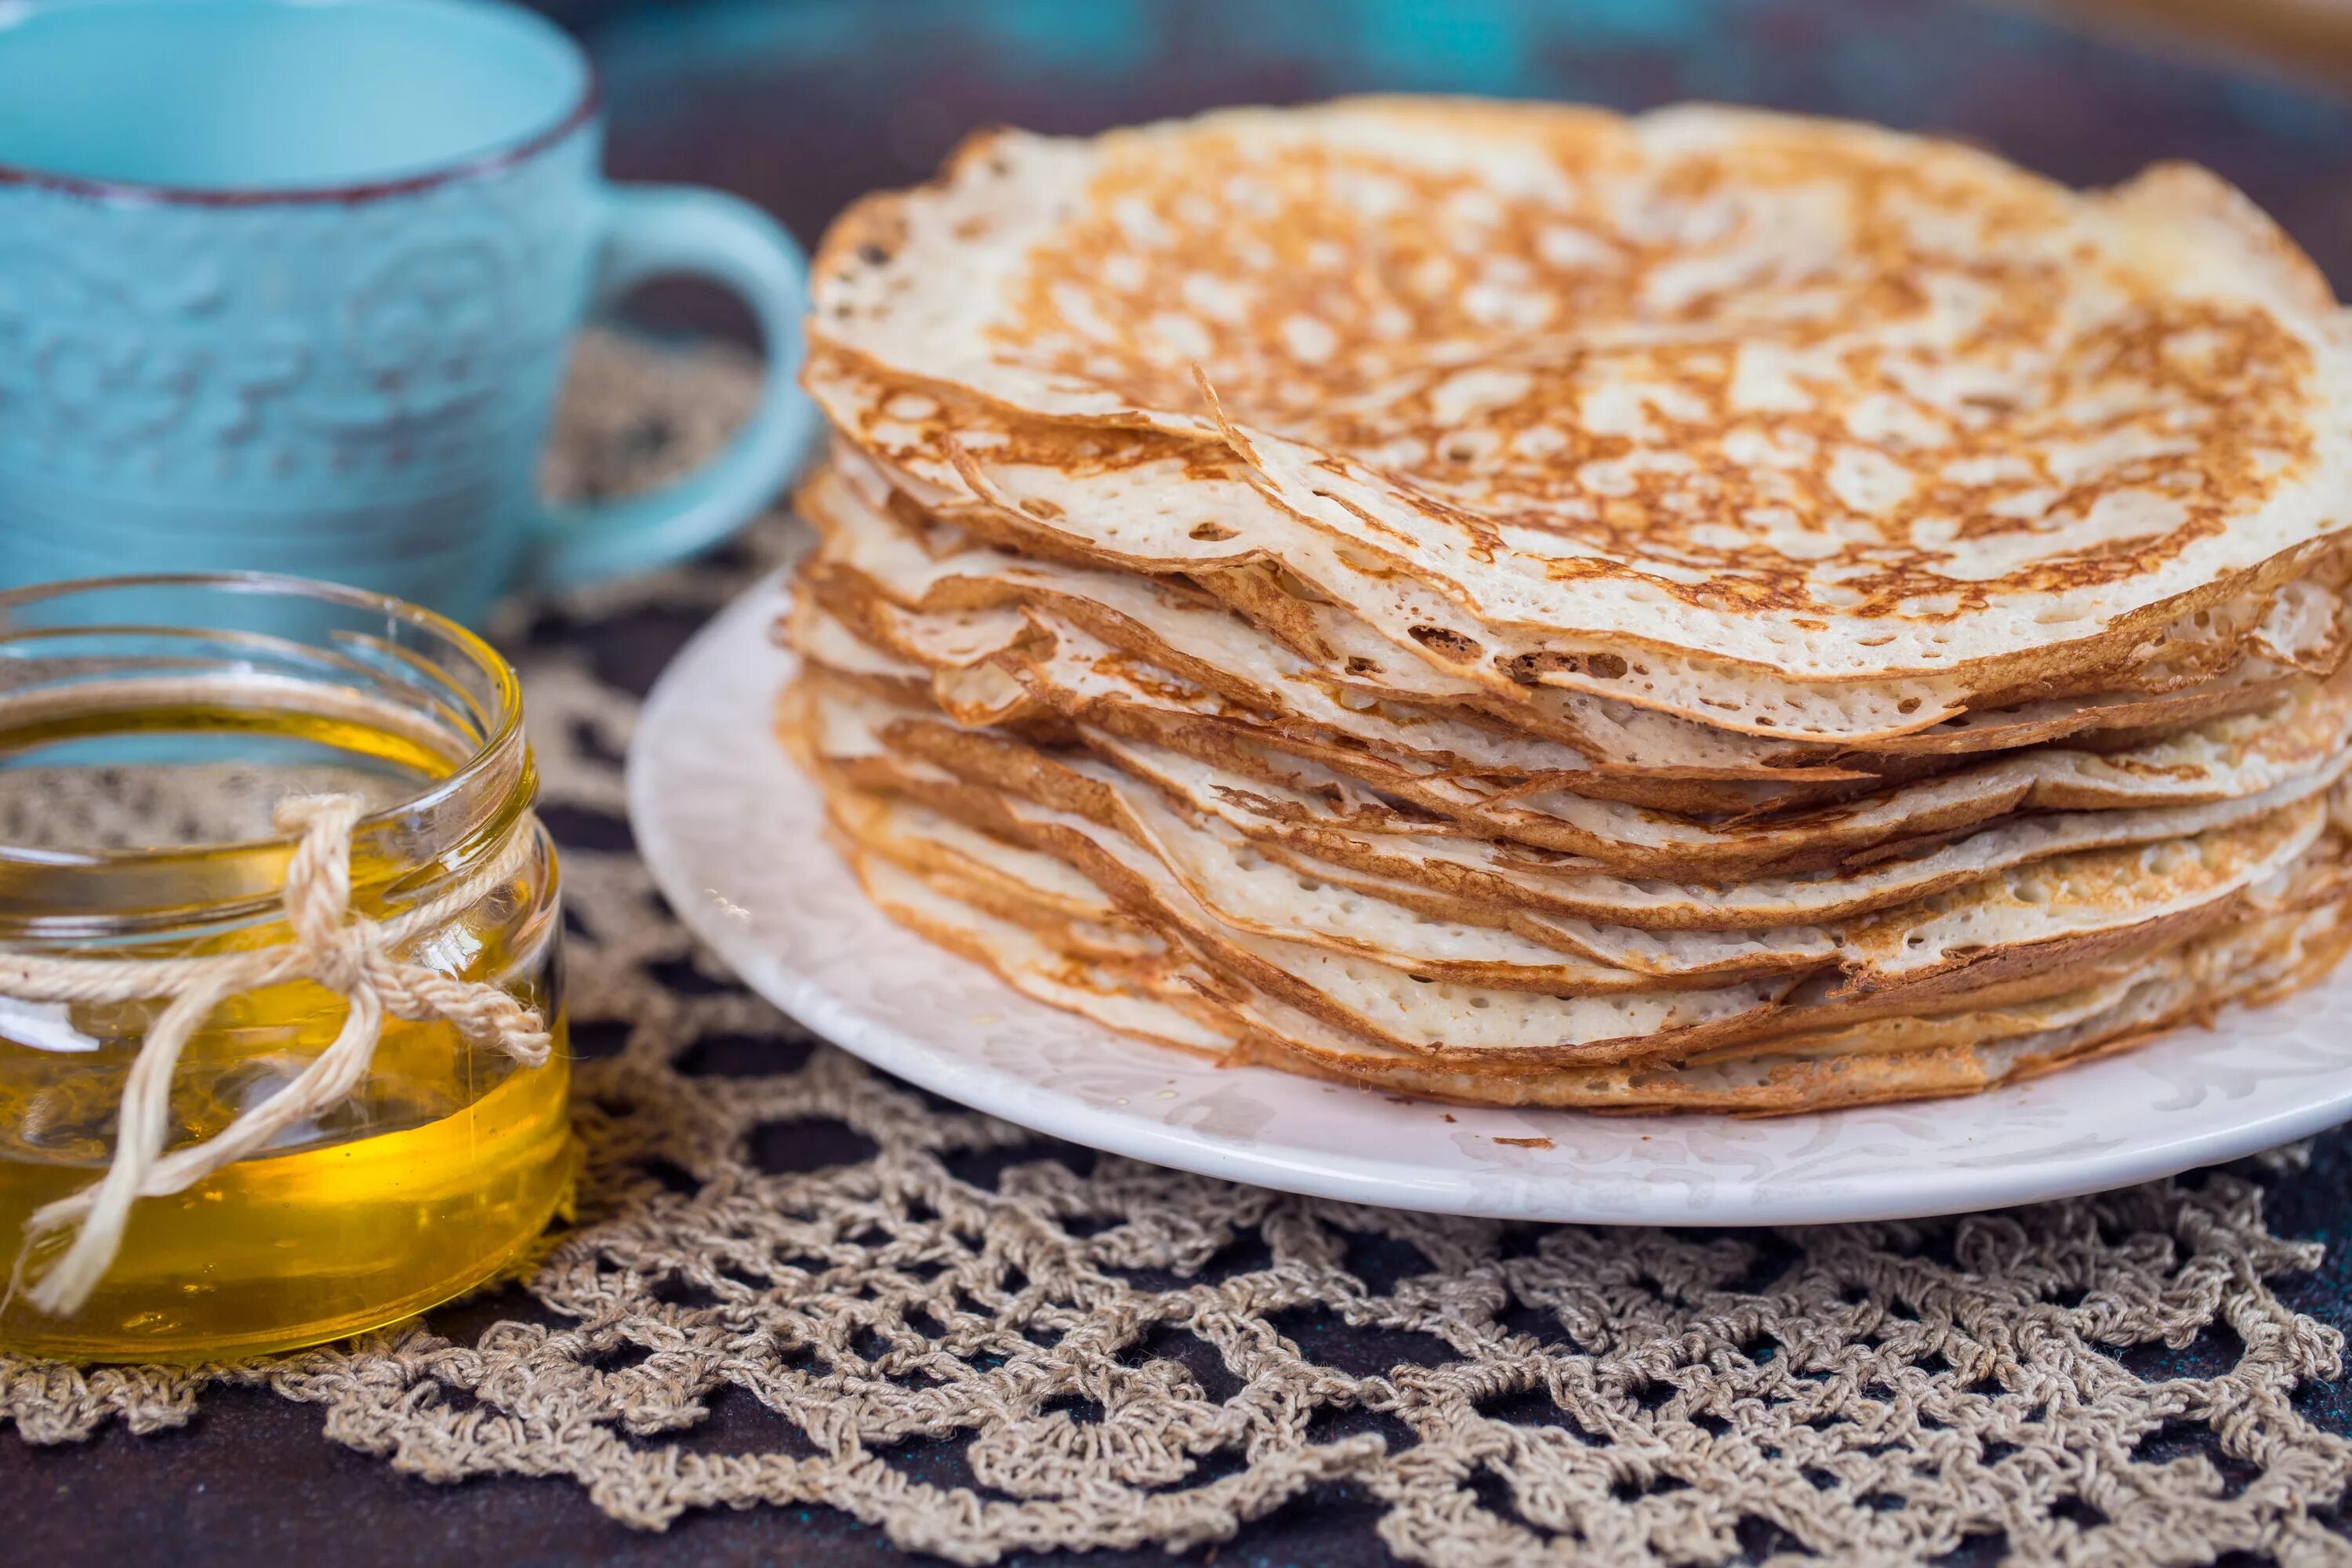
[626, 568, 2352, 1223]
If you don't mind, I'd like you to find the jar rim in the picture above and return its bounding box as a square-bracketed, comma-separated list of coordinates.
[0, 571, 527, 903]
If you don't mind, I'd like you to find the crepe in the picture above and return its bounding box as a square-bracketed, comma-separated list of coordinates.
[833, 801, 2352, 1115]
[806, 357, 2349, 743]
[808, 100, 2352, 732]
[808, 676, 2352, 927]
[798, 452, 2350, 778]
[777, 96, 2352, 1113]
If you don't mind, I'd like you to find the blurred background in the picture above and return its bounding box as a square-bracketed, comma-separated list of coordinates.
[520, 0, 2352, 342]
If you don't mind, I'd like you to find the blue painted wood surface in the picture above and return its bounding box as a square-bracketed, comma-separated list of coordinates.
[547, 0, 2352, 299]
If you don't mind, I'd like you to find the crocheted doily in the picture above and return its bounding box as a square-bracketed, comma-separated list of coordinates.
[5, 333, 2350, 1567]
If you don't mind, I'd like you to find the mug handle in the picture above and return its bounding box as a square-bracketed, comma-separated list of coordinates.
[529, 185, 818, 590]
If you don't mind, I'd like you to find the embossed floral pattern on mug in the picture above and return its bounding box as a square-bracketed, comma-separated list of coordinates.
[0, 0, 815, 625]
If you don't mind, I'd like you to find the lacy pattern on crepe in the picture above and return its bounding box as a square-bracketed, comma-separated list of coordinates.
[5, 332, 2351, 1568]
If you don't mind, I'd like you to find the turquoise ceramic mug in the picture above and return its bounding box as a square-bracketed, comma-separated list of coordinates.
[0, 0, 815, 624]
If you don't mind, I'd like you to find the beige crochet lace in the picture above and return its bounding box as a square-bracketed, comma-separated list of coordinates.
[5, 332, 2350, 1566]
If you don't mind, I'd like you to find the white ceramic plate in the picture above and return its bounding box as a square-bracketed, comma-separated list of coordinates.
[628, 572, 2352, 1224]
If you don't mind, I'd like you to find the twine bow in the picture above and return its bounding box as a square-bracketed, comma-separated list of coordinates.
[0, 794, 553, 1318]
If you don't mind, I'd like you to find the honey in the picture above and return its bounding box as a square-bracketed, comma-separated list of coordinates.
[0, 576, 573, 1361]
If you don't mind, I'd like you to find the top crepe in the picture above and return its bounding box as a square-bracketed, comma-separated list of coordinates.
[811, 97, 2352, 691]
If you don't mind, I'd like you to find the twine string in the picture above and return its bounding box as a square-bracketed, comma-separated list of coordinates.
[0, 793, 553, 1317]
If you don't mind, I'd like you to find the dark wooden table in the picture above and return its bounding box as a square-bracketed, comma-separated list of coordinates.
[10, 2, 2352, 1563]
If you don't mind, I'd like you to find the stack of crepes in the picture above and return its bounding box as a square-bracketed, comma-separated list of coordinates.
[777, 98, 2352, 1113]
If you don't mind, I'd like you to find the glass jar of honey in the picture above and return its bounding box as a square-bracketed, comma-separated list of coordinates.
[0, 575, 572, 1361]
